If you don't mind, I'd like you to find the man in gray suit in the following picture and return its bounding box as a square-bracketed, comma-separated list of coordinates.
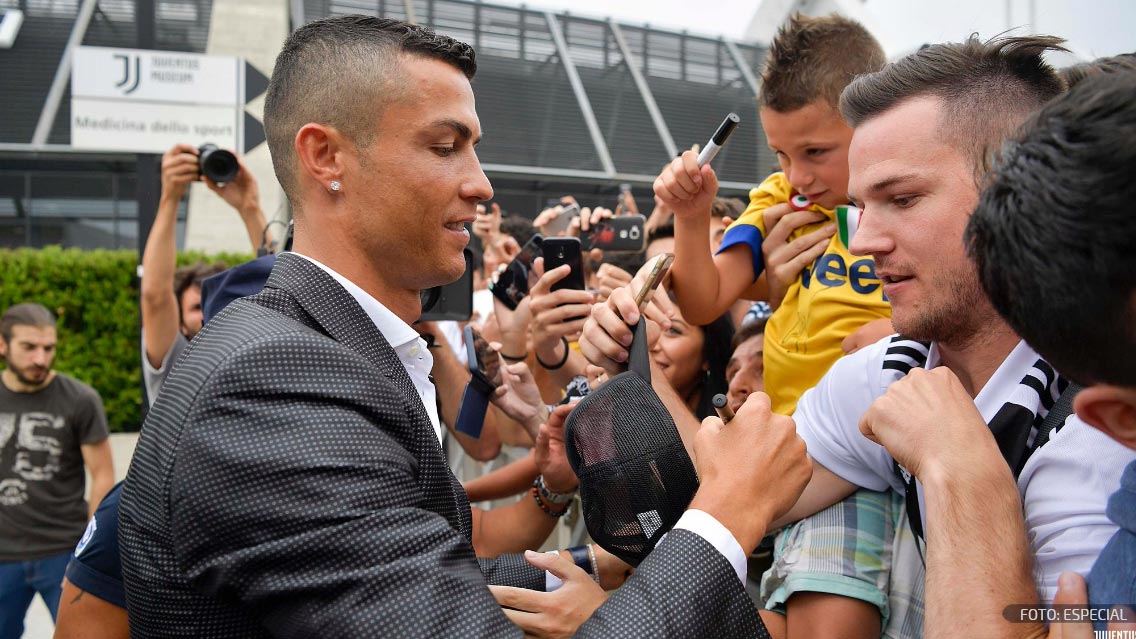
[118, 15, 811, 637]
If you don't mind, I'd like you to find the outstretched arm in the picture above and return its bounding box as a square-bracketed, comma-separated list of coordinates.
[141, 144, 198, 368]
[658, 151, 756, 325]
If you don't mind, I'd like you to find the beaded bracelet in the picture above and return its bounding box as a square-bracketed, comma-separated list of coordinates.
[535, 337, 571, 371]
[535, 474, 575, 504]
[531, 485, 570, 518]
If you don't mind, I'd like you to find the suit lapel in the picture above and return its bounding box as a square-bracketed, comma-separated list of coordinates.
[264, 253, 465, 531]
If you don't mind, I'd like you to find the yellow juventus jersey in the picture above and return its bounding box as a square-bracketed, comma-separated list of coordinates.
[719, 172, 892, 415]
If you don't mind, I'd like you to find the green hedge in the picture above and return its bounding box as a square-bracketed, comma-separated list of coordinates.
[0, 247, 253, 432]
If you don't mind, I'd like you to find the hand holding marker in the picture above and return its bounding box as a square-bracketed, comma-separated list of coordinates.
[703, 114, 742, 427]
[696, 113, 741, 167]
[713, 394, 734, 423]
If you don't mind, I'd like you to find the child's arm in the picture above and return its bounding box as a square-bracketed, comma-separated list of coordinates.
[655, 151, 756, 325]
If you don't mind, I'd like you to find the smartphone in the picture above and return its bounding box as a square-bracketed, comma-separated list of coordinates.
[464, 325, 500, 393]
[489, 234, 544, 310]
[634, 253, 675, 310]
[541, 202, 580, 237]
[457, 325, 497, 438]
[542, 237, 586, 292]
[419, 248, 473, 322]
[580, 215, 647, 253]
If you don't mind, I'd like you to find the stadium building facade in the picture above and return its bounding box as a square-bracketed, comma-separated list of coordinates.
[0, 0, 773, 251]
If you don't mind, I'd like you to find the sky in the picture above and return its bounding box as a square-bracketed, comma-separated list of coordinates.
[498, 0, 1135, 62]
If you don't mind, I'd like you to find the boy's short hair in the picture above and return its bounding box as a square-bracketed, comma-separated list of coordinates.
[840, 35, 1066, 180]
[1, 303, 56, 342]
[759, 13, 886, 112]
[966, 73, 1136, 387]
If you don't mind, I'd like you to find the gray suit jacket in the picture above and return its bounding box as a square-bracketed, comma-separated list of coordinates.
[120, 253, 766, 638]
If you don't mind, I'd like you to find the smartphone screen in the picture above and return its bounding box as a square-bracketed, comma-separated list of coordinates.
[490, 235, 544, 309]
[542, 238, 586, 292]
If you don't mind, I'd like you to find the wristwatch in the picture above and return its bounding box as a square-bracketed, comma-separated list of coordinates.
[535, 474, 575, 504]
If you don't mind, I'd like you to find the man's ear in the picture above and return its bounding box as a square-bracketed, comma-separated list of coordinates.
[294, 123, 348, 192]
[1074, 384, 1136, 450]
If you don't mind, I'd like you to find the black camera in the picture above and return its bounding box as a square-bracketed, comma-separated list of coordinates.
[198, 143, 240, 184]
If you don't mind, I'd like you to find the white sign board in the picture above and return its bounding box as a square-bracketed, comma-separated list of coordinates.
[71, 46, 244, 153]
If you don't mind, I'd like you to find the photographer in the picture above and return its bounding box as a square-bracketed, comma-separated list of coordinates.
[141, 144, 271, 403]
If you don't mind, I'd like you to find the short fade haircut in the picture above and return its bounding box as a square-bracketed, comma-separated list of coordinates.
[759, 13, 886, 112]
[1058, 52, 1136, 90]
[1, 303, 56, 342]
[966, 72, 1136, 387]
[263, 16, 477, 203]
[840, 35, 1067, 179]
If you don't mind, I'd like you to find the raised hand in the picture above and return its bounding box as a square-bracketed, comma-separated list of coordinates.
[491, 355, 548, 441]
[160, 144, 201, 201]
[529, 258, 595, 361]
[653, 150, 719, 220]
[533, 404, 577, 495]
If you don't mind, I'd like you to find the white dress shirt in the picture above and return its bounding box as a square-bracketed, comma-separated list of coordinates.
[296, 254, 442, 444]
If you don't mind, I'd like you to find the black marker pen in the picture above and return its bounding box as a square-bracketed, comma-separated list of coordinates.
[697, 113, 740, 167]
[712, 393, 735, 423]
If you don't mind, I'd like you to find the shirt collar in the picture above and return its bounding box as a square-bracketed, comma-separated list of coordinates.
[925, 340, 1039, 423]
[292, 253, 421, 351]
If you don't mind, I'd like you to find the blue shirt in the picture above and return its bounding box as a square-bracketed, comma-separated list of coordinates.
[1088, 459, 1136, 629]
[65, 481, 125, 608]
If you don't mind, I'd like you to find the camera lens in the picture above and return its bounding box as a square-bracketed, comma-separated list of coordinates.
[197, 143, 240, 184]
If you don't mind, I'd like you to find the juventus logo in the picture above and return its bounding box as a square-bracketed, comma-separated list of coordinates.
[114, 53, 141, 94]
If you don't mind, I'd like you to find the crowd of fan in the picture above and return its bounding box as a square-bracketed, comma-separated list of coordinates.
[2, 11, 1134, 639]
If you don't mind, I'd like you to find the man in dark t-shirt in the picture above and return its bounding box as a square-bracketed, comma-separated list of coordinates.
[0, 303, 113, 637]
